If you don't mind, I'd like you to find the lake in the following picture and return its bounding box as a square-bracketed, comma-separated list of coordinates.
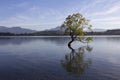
[0, 36, 120, 80]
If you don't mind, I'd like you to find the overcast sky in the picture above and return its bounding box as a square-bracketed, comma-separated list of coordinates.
[0, 0, 120, 30]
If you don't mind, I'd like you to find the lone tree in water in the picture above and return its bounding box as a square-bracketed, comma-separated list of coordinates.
[61, 13, 92, 46]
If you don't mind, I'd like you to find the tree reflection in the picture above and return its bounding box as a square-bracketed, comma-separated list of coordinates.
[61, 44, 93, 75]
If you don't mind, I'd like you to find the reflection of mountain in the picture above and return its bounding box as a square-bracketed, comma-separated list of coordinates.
[38, 37, 69, 45]
[93, 37, 120, 42]
[1, 36, 119, 46]
[0, 37, 69, 45]
[106, 37, 120, 40]
[0, 37, 39, 45]
[61, 45, 93, 75]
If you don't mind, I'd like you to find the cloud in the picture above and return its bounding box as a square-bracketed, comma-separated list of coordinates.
[92, 17, 120, 22]
[15, 2, 28, 7]
[0, 5, 65, 30]
[107, 5, 120, 14]
[91, 5, 120, 16]
[0, 0, 120, 30]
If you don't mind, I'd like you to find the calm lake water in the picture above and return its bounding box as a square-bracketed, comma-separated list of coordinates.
[0, 36, 120, 80]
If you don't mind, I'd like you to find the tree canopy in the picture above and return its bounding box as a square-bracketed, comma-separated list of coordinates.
[61, 13, 92, 45]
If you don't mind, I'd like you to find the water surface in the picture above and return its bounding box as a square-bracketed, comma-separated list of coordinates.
[0, 36, 120, 80]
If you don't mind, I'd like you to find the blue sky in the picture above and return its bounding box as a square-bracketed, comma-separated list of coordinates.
[0, 0, 120, 30]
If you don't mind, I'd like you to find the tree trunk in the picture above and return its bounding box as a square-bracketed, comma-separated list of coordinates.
[68, 38, 74, 46]
[68, 35, 75, 51]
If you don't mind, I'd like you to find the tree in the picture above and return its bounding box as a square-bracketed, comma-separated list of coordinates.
[61, 13, 92, 46]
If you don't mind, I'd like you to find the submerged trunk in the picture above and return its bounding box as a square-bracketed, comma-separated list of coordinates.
[68, 38, 74, 46]
[68, 39, 74, 52]
[68, 35, 75, 51]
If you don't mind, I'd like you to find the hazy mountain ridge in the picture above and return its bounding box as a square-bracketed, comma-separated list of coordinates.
[0, 26, 36, 34]
[0, 26, 120, 36]
[45, 26, 106, 32]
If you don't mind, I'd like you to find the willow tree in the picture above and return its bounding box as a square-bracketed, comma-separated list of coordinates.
[61, 13, 92, 46]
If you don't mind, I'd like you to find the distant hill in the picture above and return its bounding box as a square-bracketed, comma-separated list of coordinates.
[106, 29, 120, 35]
[30, 27, 107, 36]
[32, 27, 120, 36]
[45, 26, 65, 31]
[92, 29, 106, 32]
[0, 26, 120, 36]
[0, 26, 36, 34]
[46, 26, 106, 32]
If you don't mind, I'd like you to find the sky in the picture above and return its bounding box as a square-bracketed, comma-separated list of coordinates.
[0, 0, 120, 30]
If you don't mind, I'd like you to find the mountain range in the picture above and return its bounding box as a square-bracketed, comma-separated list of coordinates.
[45, 26, 106, 32]
[0, 26, 107, 34]
[0, 26, 120, 35]
[0, 26, 36, 34]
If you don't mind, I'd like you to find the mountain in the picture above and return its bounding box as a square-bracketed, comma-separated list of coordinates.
[93, 29, 106, 32]
[46, 26, 65, 31]
[46, 26, 106, 32]
[106, 29, 120, 35]
[0, 26, 120, 36]
[0, 26, 36, 34]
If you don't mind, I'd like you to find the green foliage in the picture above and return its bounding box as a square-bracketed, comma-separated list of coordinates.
[61, 13, 92, 43]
